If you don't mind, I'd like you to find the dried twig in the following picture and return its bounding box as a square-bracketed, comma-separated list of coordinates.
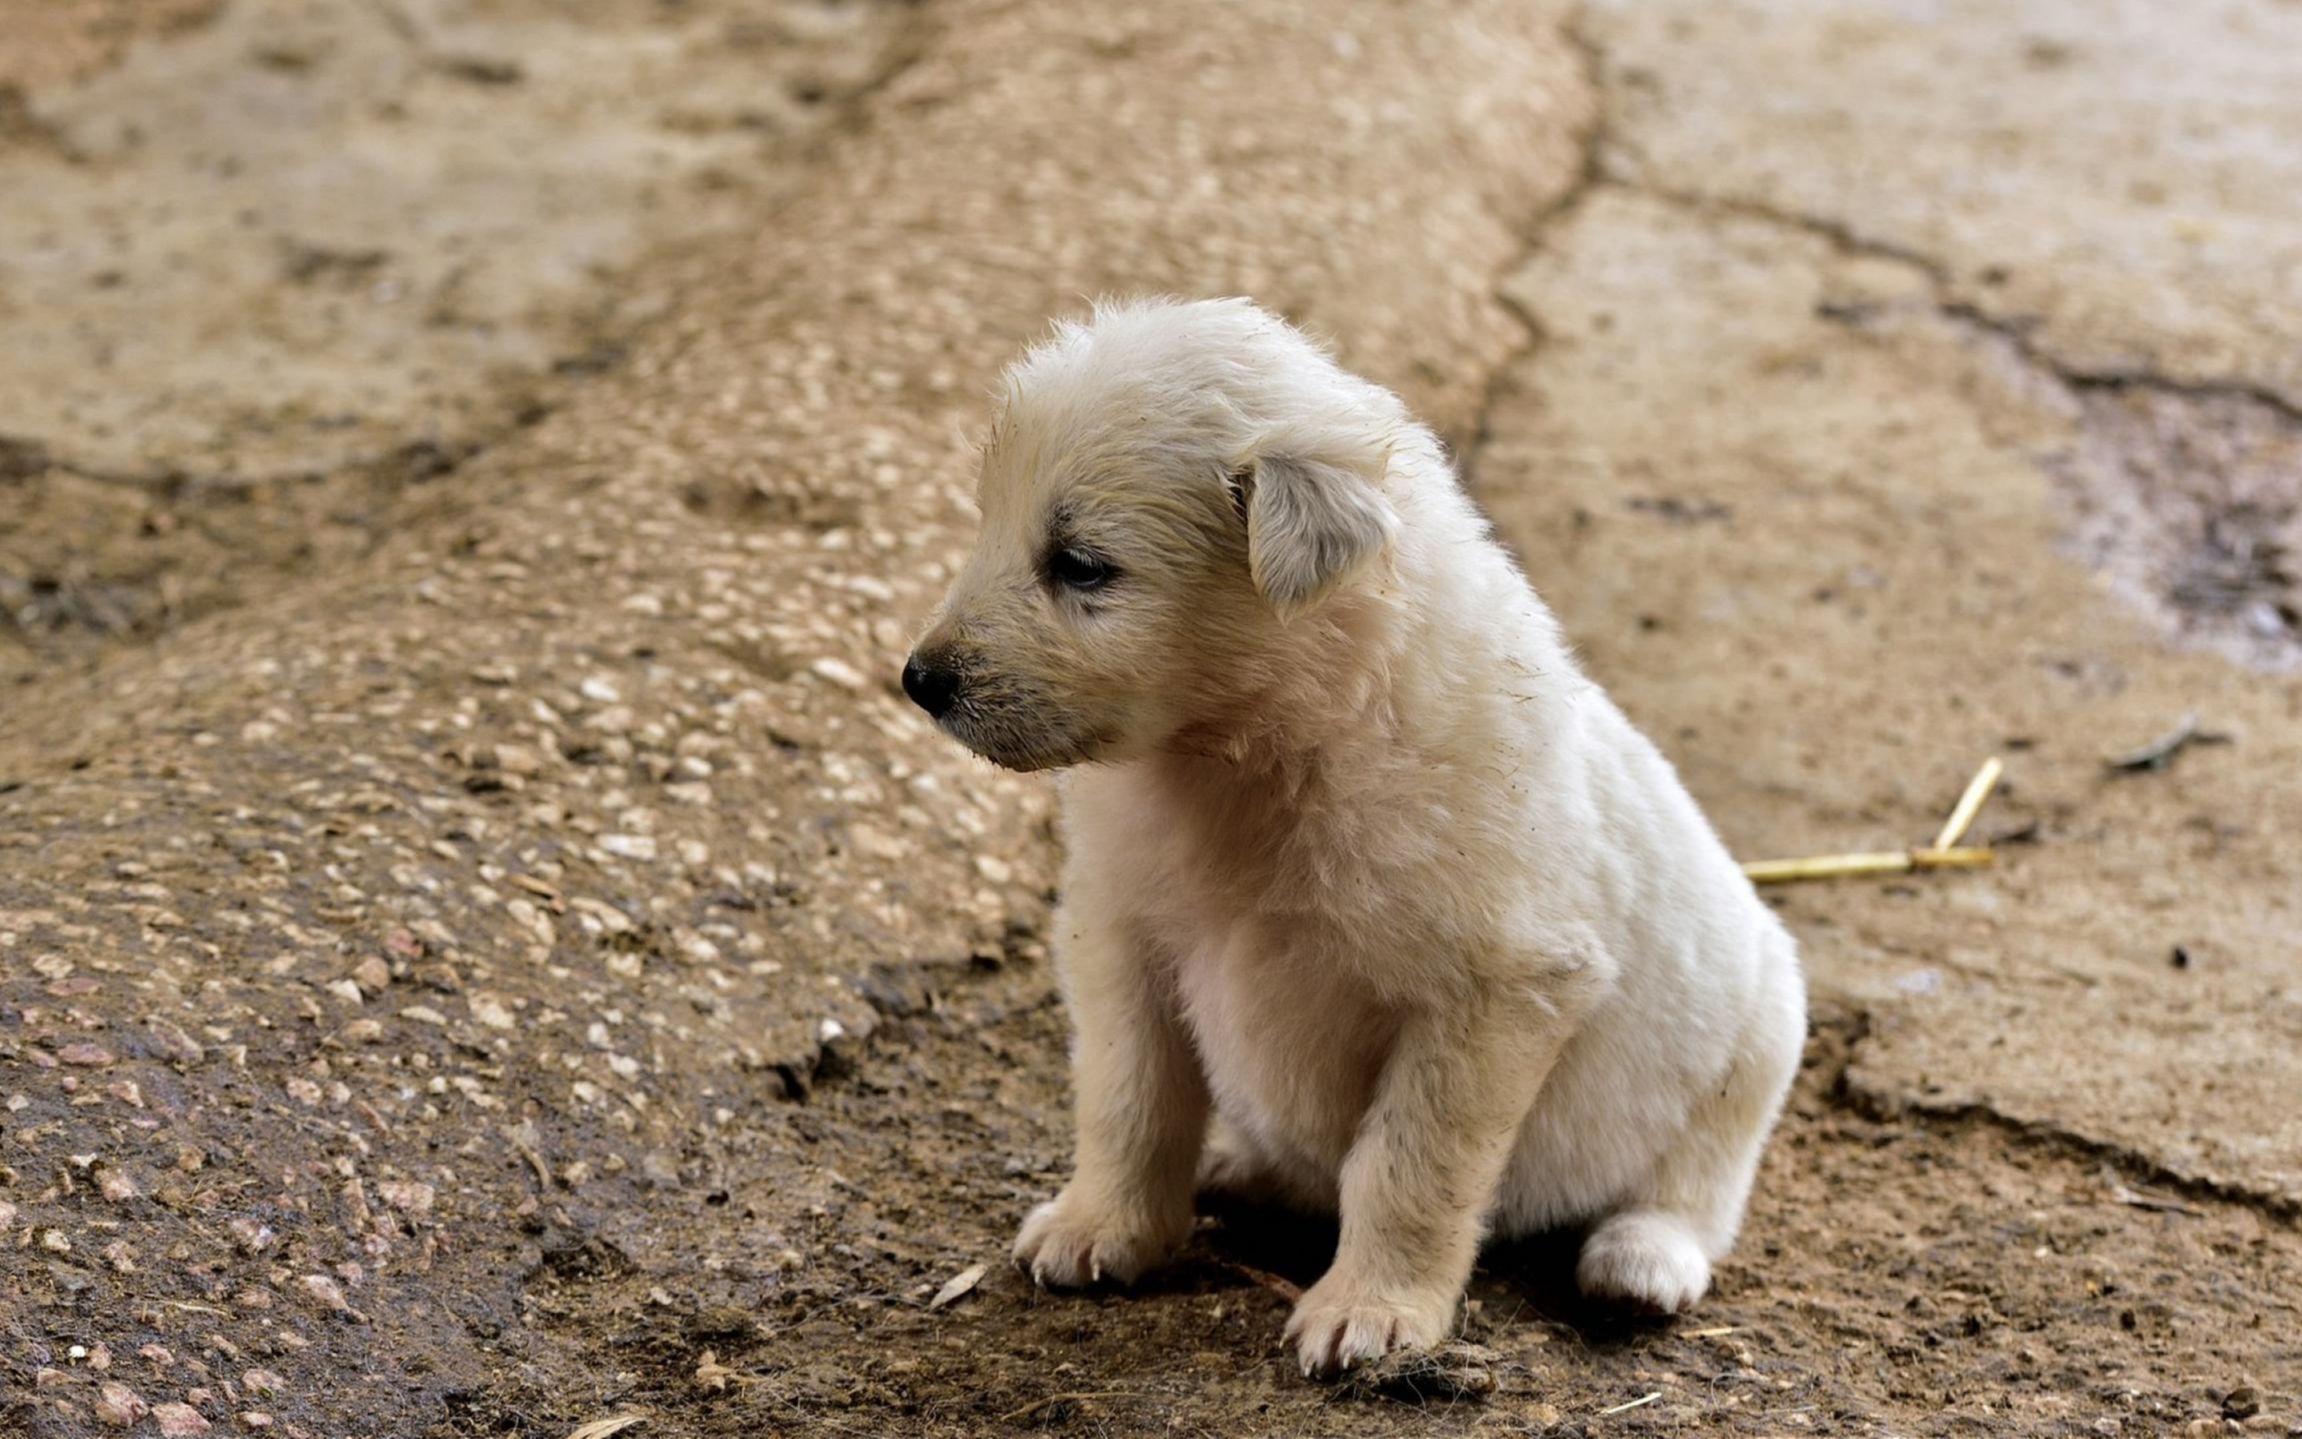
[1221, 1259, 1304, 1302]
[1598, 1391, 1663, 1416]
[510, 1137, 552, 1187]
[2103, 711, 2227, 772]
[1931, 756, 2004, 850]
[1742, 846, 1993, 885]
[2105, 1169, 2204, 1217]
[928, 1261, 988, 1310]
[563, 1417, 647, 1439]
[1743, 755, 2007, 884]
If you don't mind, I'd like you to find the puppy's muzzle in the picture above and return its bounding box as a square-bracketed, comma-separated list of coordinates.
[901, 651, 963, 719]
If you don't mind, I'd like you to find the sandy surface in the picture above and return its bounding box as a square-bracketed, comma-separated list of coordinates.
[2, 1, 2297, 1435]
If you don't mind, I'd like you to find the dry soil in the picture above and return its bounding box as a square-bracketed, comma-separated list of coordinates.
[3, 2, 2297, 1436]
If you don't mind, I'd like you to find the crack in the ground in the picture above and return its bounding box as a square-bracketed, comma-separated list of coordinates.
[1634, 175, 2302, 446]
[1455, 7, 1608, 492]
[1938, 300, 2302, 427]
[1598, 150, 2302, 429]
[1846, 1073, 2300, 1228]
[1547, 2, 2302, 427]
[1805, 1004, 2299, 1224]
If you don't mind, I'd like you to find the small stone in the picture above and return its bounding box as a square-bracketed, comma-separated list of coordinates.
[580, 675, 622, 704]
[229, 1217, 275, 1253]
[468, 994, 516, 1030]
[599, 833, 658, 862]
[59, 1043, 116, 1067]
[325, 979, 365, 1005]
[242, 1369, 287, 1398]
[153, 1401, 212, 1436]
[686, 1305, 755, 1340]
[2223, 1388, 2261, 1421]
[94, 1382, 148, 1427]
[147, 1021, 205, 1064]
[352, 957, 392, 994]
[494, 743, 543, 776]
[810, 656, 867, 690]
[377, 1180, 435, 1215]
[302, 1274, 353, 1314]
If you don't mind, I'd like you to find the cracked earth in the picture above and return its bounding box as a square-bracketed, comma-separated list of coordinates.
[4, 1, 2299, 1435]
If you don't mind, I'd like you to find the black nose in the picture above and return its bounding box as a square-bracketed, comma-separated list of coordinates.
[901, 653, 961, 718]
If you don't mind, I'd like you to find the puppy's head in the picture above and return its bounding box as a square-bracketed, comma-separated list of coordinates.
[905, 297, 1405, 771]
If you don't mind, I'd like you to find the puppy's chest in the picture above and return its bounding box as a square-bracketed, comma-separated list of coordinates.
[1159, 909, 1395, 1160]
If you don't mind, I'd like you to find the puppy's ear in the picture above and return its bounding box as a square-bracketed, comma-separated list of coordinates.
[1239, 452, 1397, 613]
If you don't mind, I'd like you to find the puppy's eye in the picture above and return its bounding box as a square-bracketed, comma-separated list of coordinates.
[1048, 546, 1114, 591]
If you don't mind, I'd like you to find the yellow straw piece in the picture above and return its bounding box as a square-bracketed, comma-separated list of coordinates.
[1741, 847, 1994, 885]
[1930, 756, 2005, 851]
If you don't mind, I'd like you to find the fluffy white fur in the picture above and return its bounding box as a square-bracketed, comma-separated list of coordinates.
[907, 297, 1806, 1376]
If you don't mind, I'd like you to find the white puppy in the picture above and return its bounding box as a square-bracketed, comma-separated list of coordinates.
[904, 297, 1805, 1376]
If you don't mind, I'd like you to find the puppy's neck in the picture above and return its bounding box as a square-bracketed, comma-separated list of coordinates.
[1151, 514, 1561, 796]
[1154, 584, 1414, 785]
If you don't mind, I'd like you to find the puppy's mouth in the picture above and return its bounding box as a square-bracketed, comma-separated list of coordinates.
[935, 707, 1110, 774]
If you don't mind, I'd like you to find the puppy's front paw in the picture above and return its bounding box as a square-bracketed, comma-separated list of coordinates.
[1283, 1267, 1457, 1377]
[1012, 1189, 1184, 1289]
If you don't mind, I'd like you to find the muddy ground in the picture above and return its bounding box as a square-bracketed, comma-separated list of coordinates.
[3, 1, 2298, 1436]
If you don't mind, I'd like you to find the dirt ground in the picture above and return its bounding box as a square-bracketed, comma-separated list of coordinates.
[3, 1, 2298, 1436]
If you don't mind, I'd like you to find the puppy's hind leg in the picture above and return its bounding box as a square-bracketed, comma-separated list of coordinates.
[1577, 977, 1803, 1314]
[1196, 1116, 1335, 1214]
[1195, 1115, 1274, 1203]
